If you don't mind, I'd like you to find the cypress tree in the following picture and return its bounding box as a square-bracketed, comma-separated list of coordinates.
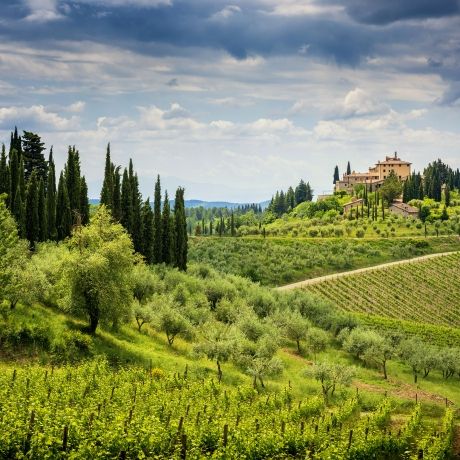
[38, 178, 47, 241]
[9, 127, 22, 157]
[209, 220, 213, 236]
[65, 146, 81, 216]
[25, 170, 40, 246]
[333, 165, 340, 184]
[141, 198, 154, 264]
[305, 182, 313, 201]
[121, 168, 133, 233]
[153, 175, 163, 263]
[8, 148, 19, 211]
[231, 211, 235, 236]
[56, 172, 72, 240]
[131, 172, 143, 254]
[46, 149, 57, 240]
[162, 191, 172, 264]
[100, 143, 114, 209]
[13, 185, 26, 238]
[112, 166, 122, 221]
[174, 187, 187, 271]
[0, 144, 8, 195]
[445, 185, 451, 207]
[346, 161, 351, 175]
[80, 176, 90, 225]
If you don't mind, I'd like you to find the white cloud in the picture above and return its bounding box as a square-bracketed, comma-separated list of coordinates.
[210, 5, 241, 21]
[260, 0, 344, 17]
[337, 88, 388, 118]
[0, 105, 79, 131]
[23, 0, 64, 22]
[67, 101, 86, 113]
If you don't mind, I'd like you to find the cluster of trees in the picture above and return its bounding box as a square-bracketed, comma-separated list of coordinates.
[267, 179, 313, 217]
[187, 204, 264, 238]
[403, 160, 460, 204]
[339, 327, 460, 383]
[0, 129, 89, 247]
[99, 146, 187, 270]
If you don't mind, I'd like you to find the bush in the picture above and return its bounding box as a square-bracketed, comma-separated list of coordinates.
[51, 330, 94, 363]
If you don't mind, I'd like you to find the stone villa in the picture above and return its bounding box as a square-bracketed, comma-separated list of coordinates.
[335, 153, 411, 193]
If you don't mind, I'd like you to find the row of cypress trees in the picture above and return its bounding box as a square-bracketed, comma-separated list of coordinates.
[402, 160, 460, 204]
[0, 128, 89, 247]
[99, 145, 187, 270]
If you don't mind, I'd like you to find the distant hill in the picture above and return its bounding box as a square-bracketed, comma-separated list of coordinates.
[90, 199, 270, 209]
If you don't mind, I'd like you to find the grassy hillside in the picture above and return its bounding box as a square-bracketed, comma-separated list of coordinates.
[189, 236, 460, 286]
[303, 252, 460, 328]
[1, 302, 460, 458]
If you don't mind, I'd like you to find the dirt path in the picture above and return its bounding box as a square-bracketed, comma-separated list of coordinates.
[276, 251, 459, 291]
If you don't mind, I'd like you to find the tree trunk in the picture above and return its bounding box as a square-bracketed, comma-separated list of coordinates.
[259, 376, 265, 388]
[217, 360, 223, 383]
[383, 360, 387, 380]
[414, 371, 418, 384]
[10, 299, 18, 310]
[296, 339, 301, 354]
[88, 309, 99, 334]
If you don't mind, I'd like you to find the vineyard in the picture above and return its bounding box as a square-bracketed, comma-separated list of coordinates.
[303, 252, 460, 328]
[0, 360, 455, 459]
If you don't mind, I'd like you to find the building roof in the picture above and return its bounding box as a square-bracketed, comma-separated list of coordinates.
[376, 155, 411, 166]
[390, 202, 418, 213]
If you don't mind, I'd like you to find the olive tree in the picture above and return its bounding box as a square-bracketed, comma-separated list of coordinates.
[306, 362, 355, 403]
[156, 302, 193, 346]
[305, 327, 329, 360]
[64, 206, 138, 333]
[194, 322, 240, 382]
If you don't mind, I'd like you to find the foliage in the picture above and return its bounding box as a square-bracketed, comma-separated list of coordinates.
[63, 206, 138, 333]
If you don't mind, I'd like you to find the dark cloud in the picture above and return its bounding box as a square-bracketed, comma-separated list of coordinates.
[1, 0, 373, 65]
[342, 0, 460, 25]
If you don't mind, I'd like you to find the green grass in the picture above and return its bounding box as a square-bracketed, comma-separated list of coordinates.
[188, 235, 460, 286]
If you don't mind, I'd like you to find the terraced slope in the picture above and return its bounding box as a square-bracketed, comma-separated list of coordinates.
[303, 252, 460, 328]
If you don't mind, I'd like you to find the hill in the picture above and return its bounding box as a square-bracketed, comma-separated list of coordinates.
[90, 198, 271, 209]
[303, 252, 460, 329]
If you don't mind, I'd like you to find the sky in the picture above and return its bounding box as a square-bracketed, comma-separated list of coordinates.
[0, 0, 460, 202]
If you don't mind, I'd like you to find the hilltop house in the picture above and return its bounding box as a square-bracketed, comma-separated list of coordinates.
[335, 153, 411, 193]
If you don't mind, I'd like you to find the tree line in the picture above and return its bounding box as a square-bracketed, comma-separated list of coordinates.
[400, 159, 459, 204]
[267, 179, 313, 217]
[0, 128, 187, 270]
[0, 128, 89, 247]
[99, 145, 187, 270]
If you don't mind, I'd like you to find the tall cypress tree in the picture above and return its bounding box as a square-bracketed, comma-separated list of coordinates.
[174, 187, 187, 271]
[121, 168, 133, 233]
[56, 172, 72, 240]
[162, 191, 172, 264]
[333, 165, 340, 184]
[25, 170, 39, 246]
[38, 178, 47, 241]
[153, 175, 163, 263]
[46, 149, 57, 240]
[346, 161, 351, 175]
[13, 185, 25, 238]
[141, 198, 154, 264]
[65, 146, 81, 216]
[80, 176, 90, 225]
[0, 144, 8, 196]
[112, 166, 122, 221]
[131, 172, 143, 254]
[100, 143, 114, 209]
[10, 127, 22, 157]
[8, 149, 19, 211]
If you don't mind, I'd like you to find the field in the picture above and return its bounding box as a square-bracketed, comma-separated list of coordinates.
[0, 360, 455, 459]
[303, 252, 460, 329]
[188, 236, 460, 286]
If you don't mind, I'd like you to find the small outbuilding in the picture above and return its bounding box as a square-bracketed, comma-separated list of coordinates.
[389, 201, 419, 218]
